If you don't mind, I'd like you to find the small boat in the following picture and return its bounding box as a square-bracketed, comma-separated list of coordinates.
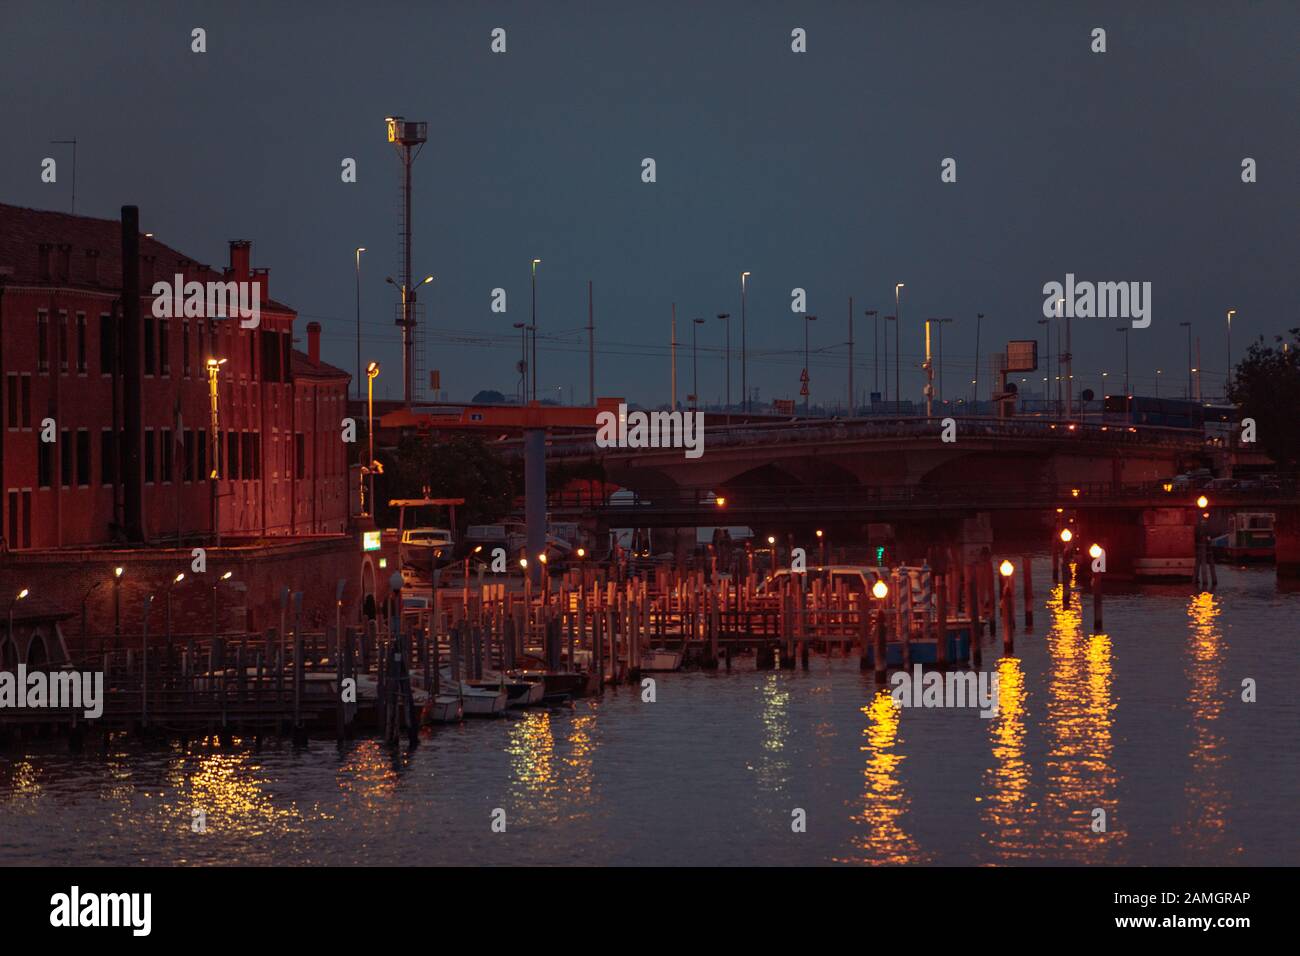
[640, 648, 683, 672]
[467, 676, 545, 708]
[422, 694, 464, 724]
[455, 681, 509, 717]
[511, 669, 596, 702]
[1212, 512, 1275, 562]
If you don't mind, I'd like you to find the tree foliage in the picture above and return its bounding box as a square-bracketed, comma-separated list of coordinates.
[1227, 328, 1300, 469]
[376, 433, 518, 529]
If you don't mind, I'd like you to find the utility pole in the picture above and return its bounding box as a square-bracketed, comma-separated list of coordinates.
[587, 280, 595, 405]
[670, 305, 678, 410]
[530, 258, 541, 402]
[717, 313, 731, 422]
[974, 313, 983, 406]
[1179, 321, 1193, 399]
[741, 272, 751, 412]
[354, 247, 365, 400]
[847, 297, 854, 416]
[866, 309, 879, 404]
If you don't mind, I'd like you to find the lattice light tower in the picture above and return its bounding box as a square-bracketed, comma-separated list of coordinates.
[386, 116, 428, 406]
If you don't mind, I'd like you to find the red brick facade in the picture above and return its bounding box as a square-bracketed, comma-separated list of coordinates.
[0, 203, 351, 549]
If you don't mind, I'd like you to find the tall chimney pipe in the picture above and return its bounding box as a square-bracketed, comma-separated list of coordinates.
[306, 321, 321, 367]
[121, 206, 145, 542]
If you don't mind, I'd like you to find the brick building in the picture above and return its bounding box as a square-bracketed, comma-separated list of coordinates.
[0, 202, 350, 548]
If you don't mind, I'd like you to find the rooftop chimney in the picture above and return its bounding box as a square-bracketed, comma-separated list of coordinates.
[229, 240, 251, 282]
[306, 321, 321, 367]
[252, 266, 269, 302]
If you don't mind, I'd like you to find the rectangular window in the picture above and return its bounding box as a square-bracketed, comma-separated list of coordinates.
[182, 429, 194, 481]
[161, 428, 173, 483]
[38, 441, 54, 488]
[22, 490, 30, 548]
[76, 313, 87, 372]
[197, 430, 207, 481]
[241, 432, 254, 480]
[227, 431, 239, 481]
[101, 430, 117, 485]
[99, 312, 115, 374]
[183, 321, 191, 377]
[296, 433, 305, 478]
[37, 311, 50, 372]
[118, 430, 128, 488]
[21, 376, 31, 428]
[58, 312, 69, 372]
[5, 375, 15, 429]
[6, 491, 16, 550]
[159, 319, 170, 376]
[143, 318, 156, 375]
[60, 429, 73, 486]
[144, 429, 155, 483]
[76, 429, 90, 487]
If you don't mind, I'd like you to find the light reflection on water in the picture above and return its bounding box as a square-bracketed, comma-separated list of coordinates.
[0, 561, 1296, 866]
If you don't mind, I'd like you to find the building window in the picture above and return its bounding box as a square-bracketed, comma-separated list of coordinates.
[76, 429, 90, 487]
[5, 375, 15, 429]
[58, 312, 69, 373]
[144, 318, 156, 375]
[227, 431, 239, 481]
[60, 429, 73, 487]
[99, 313, 116, 375]
[101, 430, 117, 485]
[21, 376, 30, 428]
[37, 311, 49, 372]
[22, 490, 31, 548]
[182, 429, 195, 481]
[241, 431, 255, 480]
[144, 429, 155, 483]
[159, 319, 170, 376]
[196, 429, 207, 480]
[183, 321, 191, 378]
[38, 440, 54, 488]
[160, 428, 173, 483]
[6, 491, 16, 550]
[76, 313, 87, 372]
[295, 433, 305, 478]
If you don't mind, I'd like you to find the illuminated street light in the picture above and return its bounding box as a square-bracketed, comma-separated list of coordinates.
[1089, 544, 1103, 559]
[715, 496, 726, 507]
[1060, 528, 1073, 543]
[999, 560, 1014, 577]
[871, 579, 889, 600]
[1196, 495, 1209, 509]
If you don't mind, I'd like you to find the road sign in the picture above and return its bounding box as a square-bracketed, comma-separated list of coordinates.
[1005, 340, 1038, 372]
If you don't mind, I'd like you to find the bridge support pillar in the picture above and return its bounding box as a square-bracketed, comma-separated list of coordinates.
[1276, 506, 1300, 580]
[1077, 507, 1194, 581]
[524, 428, 546, 585]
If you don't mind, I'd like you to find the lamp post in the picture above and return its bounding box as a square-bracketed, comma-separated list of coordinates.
[513, 322, 527, 404]
[1116, 326, 1130, 395]
[741, 271, 750, 412]
[113, 566, 124, 648]
[974, 312, 983, 407]
[802, 314, 817, 413]
[1226, 309, 1236, 396]
[1037, 318, 1050, 409]
[1179, 321, 1193, 399]
[366, 361, 380, 516]
[717, 313, 731, 422]
[8, 588, 29, 662]
[692, 317, 705, 412]
[885, 315, 898, 413]
[531, 258, 542, 402]
[211, 570, 233, 640]
[865, 309, 879, 405]
[846, 297, 854, 416]
[933, 317, 953, 406]
[354, 246, 365, 401]
[894, 284, 904, 414]
[205, 357, 227, 546]
[1155, 368, 1162, 398]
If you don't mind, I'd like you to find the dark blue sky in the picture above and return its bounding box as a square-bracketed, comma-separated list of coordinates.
[3, 1, 1296, 406]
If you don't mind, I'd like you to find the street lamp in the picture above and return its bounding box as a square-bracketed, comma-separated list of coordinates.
[1179, 321, 1193, 399]
[865, 309, 879, 403]
[716, 313, 731, 418]
[211, 570, 234, 640]
[385, 274, 434, 404]
[894, 284, 904, 414]
[1226, 309, 1236, 396]
[802, 314, 817, 413]
[8, 588, 29, 663]
[1037, 317, 1051, 408]
[741, 271, 751, 412]
[165, 572, 185, 660]
[205, 357, 227, 546]
[884, 316, 898, 412]
[1116, 326, 1130, 396]
[365, 361, 381, 516]
[113, 566, 124, 647]
[354, 246, 366, 400]
[932, 317, 953, 406]
[692, 317, 705, 411]
[531, 259, 542, 402]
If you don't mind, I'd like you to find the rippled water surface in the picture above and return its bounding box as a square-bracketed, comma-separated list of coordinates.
[2, 561, 1297, 865]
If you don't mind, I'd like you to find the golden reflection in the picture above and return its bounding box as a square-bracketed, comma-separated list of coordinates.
[503, 707, 599, 826]
[754, 674, 791, 794]
[0, 759, 42, 803]
[838, 690, 927, 864]
[180, 747, 310, 835]
[1041, 581, 1123, 860]
[1174, 591, 1240, 859]
[980, 655, 1032, 860]
[336, 738, 404, 808]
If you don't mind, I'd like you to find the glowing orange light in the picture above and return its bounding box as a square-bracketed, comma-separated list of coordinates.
[1196, 495, 1209, 509]
[715, 496, 726, 507]
[1060, 528, 1073, 543]
[871, 580, 889, 600]
[1088, 543, 1103, 559]
[999, 560, 1014, 577]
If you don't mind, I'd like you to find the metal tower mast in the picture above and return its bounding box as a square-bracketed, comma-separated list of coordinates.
[386, 116, 427, 406]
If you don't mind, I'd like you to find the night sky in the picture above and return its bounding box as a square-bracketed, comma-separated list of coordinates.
[3, 1, 1295, 406]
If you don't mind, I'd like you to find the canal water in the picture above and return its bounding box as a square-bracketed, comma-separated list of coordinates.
[1, 559, 1296, 865]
